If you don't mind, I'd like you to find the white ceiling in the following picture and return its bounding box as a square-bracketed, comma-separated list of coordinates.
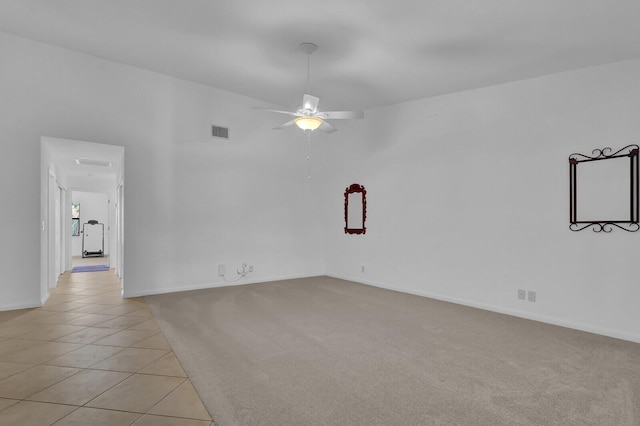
[2, 0, 640, 112]
[44, 137, 124, 192]
[7, 1, 640, 188]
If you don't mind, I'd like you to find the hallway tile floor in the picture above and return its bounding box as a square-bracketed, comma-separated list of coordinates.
[0, 268, 213, 425]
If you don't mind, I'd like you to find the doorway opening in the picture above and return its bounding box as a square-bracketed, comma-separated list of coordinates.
[41, 137, 125, 304]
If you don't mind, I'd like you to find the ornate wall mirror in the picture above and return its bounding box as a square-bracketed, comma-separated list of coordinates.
[344, 183, 366, 234]
[569, 145, 639, 232]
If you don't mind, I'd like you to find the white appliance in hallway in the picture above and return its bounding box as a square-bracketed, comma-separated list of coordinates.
[82, 220, 105, 258]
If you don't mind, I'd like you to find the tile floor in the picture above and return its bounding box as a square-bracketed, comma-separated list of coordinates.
[0, 262, 213, 425]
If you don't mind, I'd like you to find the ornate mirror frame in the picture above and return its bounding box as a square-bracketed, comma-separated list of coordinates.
[344, 183, 366, 235]
[569, 145, 639, 232]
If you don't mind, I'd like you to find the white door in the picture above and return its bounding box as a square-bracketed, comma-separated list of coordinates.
[117, 184, 124, 278]
[54, 187, 61, 278]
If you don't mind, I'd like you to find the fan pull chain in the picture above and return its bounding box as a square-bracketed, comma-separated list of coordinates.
[307, 129, 312, 180]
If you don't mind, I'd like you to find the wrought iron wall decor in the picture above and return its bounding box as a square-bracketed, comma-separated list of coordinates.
[569, 145, 639, 232]
[344, 183, 366, 234]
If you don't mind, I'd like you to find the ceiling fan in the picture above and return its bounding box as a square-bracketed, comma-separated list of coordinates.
[256, 43, 364, 133]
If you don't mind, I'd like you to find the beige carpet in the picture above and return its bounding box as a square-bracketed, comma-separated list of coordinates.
[145, 276, 640, 426]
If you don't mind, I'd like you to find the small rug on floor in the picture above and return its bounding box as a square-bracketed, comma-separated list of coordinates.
[71, 265, 110, 273]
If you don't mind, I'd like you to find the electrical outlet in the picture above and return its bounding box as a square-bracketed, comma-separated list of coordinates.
[361, 265, 365, 273]
[218, 265, 225, 276]
[517, 289, 525, 300]
[527, 291, 536, 302]
[248, 265, 254, 272]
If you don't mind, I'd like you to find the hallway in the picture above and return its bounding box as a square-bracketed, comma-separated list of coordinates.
[0, 269, 212, 425]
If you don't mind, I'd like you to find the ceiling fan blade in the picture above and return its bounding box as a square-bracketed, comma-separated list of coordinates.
[321, 110, 364, 120]
[302, 94, 320, 113]
[318, 120, 337, 133]
[252, 106, 300, 117]
[273, 119, 297, 130]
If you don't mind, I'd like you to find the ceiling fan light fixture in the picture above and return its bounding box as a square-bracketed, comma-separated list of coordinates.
[295, 116, 323, 131]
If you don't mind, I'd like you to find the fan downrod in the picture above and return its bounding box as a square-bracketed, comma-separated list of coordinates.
[300, 42, 318, 55]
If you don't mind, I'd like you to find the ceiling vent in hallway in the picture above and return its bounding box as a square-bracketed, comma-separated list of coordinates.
[75, 158, 113, 167]
[212, 125, 230, 140]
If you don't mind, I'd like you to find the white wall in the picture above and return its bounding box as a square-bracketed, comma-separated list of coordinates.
[2, 29, 638, 343]
[324, 58, 640, 342]
[71, 191, 109, 257]
[0, 31, 326, 309]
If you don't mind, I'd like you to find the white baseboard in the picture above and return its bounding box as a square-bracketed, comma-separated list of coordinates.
[123, 273, 324, 298]
[121, 272, 639, 344]
[0, 299, 43, 312]
[327, 273, 640, 344]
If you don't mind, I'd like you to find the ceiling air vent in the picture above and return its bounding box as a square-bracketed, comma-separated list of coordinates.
[212, 125, 229, 140]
